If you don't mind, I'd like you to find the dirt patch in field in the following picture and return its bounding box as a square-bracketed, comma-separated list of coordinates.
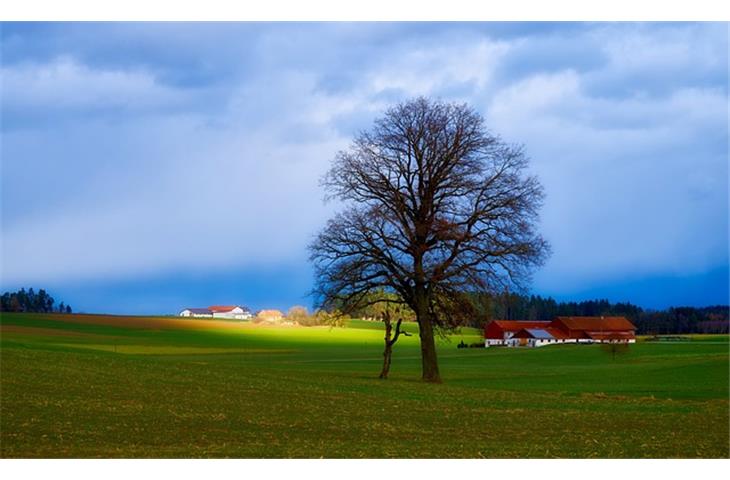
[0, 325, 118, 339]
[54, 343, 297, 355]
[15, 313, 276, 331]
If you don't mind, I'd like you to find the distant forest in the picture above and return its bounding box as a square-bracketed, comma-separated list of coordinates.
[0, 287, 727, 335]
[476, 293, 729, 335]
[0, 288, 72, 314]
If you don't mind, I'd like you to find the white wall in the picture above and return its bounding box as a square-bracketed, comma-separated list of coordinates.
[180, 309, 213, 317]
[212, 307, 253, 320]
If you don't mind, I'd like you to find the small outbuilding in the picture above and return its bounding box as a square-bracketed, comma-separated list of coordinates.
[256, 309, 284, 323]
[179, 308, 214, 318]
[484, 320, 551, 346]
[509, 328, 560, 347]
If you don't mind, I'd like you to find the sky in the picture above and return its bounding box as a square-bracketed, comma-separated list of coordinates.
[1, 22, 728, 314]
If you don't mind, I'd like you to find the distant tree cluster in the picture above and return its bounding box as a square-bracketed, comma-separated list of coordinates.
[285, 305, 349, 327]
[636, 306, 729, 335]
[473, 292, 728, 334]
[0, 288, 72, 314]
[286, 305, 310, 324]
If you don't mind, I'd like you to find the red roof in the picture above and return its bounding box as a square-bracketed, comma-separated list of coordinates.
[511, 328, 555, 339]
[553, 316, 636, 331]
[485, 316, 637, 341]
[490, 320, 551, 331]
[485, 320, 552, 340]
[208, 305, 239, 313]
[545, 327, 569, 339]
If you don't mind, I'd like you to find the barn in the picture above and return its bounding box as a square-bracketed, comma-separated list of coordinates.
[509, 328, 555, 347]
[508, 327, 572, 347]
[484, 316, 636, 347]
[550, 316, 637, 344]
[483, 320, 551, 346]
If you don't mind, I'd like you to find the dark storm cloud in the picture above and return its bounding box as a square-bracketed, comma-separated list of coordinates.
[1, 22, 727, 312]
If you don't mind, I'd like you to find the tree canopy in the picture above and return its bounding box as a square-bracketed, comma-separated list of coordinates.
[0, 288, 72, 314]
[310, 97, 549, 382]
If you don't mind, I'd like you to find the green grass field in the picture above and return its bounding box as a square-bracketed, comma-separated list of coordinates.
[1, 312, 728, 458]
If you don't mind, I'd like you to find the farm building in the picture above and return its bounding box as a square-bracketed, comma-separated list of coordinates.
[508, 327, 570, 347]
[485, 316, 636, 347]
[551, 316, 636, 344]
[179, 305, 252, 320]
[484, 320, 552, 346]
[256, 309, 284, 323]
[179, 308, 215, 318]
[209, 305, 252, 319]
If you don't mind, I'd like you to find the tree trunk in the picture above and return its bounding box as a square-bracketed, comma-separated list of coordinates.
[380, 342, 393, 379]
[414, 287, 441, 383]
[379, 313, 393, 379]
[417, 315, 441, 383]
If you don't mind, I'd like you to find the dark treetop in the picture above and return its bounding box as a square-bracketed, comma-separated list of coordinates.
[309, 97, 549, 381]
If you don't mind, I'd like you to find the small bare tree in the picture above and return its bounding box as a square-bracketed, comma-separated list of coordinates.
[602, 339, 631, 360]
[354, 290, 415, 379]
[379, 309, 410, 379]
[310, 97, 549, 383]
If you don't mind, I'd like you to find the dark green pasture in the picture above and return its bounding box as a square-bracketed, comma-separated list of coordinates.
[1, 313, 728, 458]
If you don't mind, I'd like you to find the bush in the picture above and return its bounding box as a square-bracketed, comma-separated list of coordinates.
[299, 310, 350, 327]
[287, 305, 309, 324]
[297, 315, 322, 327]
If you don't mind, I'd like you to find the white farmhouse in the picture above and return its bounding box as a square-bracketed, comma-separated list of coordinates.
[209, 305, 253, 320]
[179, 308, 214, 318]
[179, 305, 253, 320]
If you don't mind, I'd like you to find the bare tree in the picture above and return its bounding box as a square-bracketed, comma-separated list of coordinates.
[601, 338, 631, 360]
[354, 290, 415, 379]
[310, 97, 549, 383]
[378, 308, 411, 379]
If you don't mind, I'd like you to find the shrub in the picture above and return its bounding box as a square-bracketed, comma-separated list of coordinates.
[297, 315, 321, 327]
[287, 305, 309, 324]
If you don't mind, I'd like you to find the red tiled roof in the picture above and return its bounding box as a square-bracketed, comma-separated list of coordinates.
[512, 328, 555, 339]
[554, 316, 636, 331]
[490, 320, 551, 331]
[208, 305, 239, 313]
[545, 327, 569, 339]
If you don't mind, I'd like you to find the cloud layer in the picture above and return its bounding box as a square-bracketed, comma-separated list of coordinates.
[1, 22, 727, 311]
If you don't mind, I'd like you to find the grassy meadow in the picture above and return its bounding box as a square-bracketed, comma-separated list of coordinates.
[0, 312, 728, 458]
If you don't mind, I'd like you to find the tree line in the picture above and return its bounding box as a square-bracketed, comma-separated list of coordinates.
[469, 292, 729, 335]
[347, 291, 728, 335]
[0, 288, 72, 314]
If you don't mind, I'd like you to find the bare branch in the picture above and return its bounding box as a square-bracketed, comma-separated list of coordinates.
[309, 97, 550, 382]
